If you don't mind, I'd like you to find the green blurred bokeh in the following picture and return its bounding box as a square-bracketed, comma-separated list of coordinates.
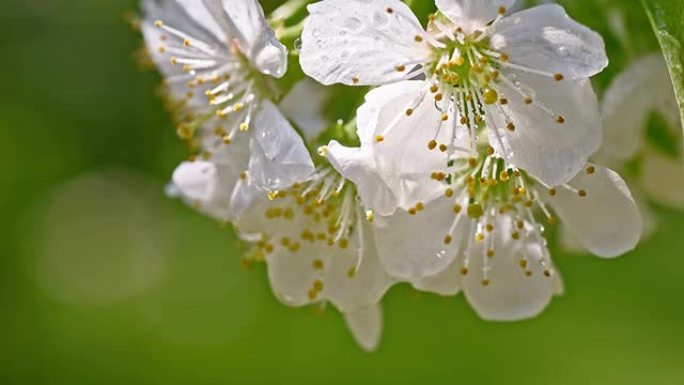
[1, 0, 683, 384]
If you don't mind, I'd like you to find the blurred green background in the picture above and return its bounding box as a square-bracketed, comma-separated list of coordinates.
[2, 0, 683, 384]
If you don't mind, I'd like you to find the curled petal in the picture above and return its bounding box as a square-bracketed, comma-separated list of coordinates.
[204, 0, 288, 77]
[248, 101, 315, 190]
[327, 141, 398, 217]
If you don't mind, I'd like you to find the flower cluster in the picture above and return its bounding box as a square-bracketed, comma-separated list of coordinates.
[138, 0, 658, 351]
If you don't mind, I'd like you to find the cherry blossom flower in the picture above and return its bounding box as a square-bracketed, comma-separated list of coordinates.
[300, 0, 608, 193]
[141, 0, 314, 218]
[234, 166, 394, 351]
[325, 81, 641, 320]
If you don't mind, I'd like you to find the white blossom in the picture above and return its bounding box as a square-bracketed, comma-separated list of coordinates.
[234, 166, 394, 351]
[141, 0, 315, 219]
[300, 0, 608, 197]
[326, 81, 641, 320]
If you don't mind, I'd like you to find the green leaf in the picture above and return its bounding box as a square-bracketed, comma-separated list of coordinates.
[642, 0, 684, 140]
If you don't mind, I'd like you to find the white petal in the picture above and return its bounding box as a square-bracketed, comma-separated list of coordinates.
[463, 216, 560, 321]
[413, 257, 462, 296]
[141, 0, 225, 77]
[171, 161, 236, 221]
[300, 0, 431, 85]
[435, 0, 517, 34]
[325, 223, 394, 313]
[559, 227, 586, 255]
[175, 0, 226, 40]
[204, 0, 288, 77]
[488, 72, 602, 187]
[374, 198, 467, 282]
[344, 304, 383, 352]
[327, 141, 398, 216]
[599, 54, 677, 163]
[248, 101, 315, 190]
[357, 81, 425, 146]
[266, 242, 322, 307]
[642, 148, 684, 210]
[490, 4, 608, 79]
[544, 164, 642, 258]
[370, 84, 451, 211]
[280, 79, 330, 140]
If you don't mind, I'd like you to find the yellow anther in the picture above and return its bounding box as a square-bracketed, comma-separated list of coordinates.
[506, 122, 516, 132]
[586, 166, 596, 174]
[445, 188, 454, 198]
[481, 279, 491, 287]
[468, 158, 478, 168]
[548, 188, 557, 196]
[414, 35, 424, 43]
[511, 231, 520, 240]
[239, 122, 249, 131]
[313, 279, 324, 292]
[366, 210, 375, 222]
[308, 290, 318, 300]
[578, 190, 587, 197]
[482, 88, 498, 105]
[395, 64, 406, 72]
[467, 203, 484, 219]
[428, 140, 438, 150]
[453, 204, 462, 214]
[486, 249, 495, 258]
[475, 232, 485, 242]
[154, 20, 163, 27]
[555, 115, 566, 124]
[352, 76, 360, 84]
[375, 135, 384, 143]
[460, 267, 469, 276]
[524, 96, 533, 105]
[405, 108, 414, 116]
[554, 73, 564, 81]
[339, 239, 349, 249]
[444, 235, 452, 245]
[439, 144, 448, 152]
[499, 97, 509, 105]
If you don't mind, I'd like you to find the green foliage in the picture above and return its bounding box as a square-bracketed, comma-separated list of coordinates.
[642, 0, 684, 137]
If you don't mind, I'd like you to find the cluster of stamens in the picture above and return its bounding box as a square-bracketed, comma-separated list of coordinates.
[412, 149, 596, 286]
[151, 20, 265, 149]
[252, 167, 362, 301]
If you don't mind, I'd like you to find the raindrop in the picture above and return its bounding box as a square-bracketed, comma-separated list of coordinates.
[344, 17, 362, 30]
[373, 12, 389, 27]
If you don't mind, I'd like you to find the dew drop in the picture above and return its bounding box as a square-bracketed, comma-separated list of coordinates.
[344, 17, 362, 30]
[373, 11, 389, 27]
